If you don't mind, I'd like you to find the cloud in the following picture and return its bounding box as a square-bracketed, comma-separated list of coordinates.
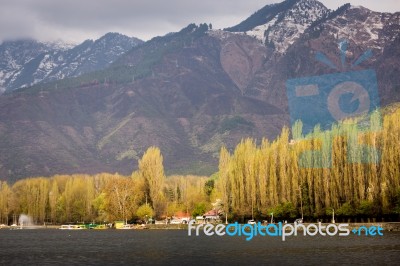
[0, 0, 398, 44]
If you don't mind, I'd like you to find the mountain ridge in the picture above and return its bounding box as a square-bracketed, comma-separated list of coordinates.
[0, 33, 143, 92]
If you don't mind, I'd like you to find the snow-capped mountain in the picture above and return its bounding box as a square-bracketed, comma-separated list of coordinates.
[226, 0, 329, 53]
[319, 5, 400, 51]
[0, 39, 51, 92]
[44, 40, 76, 51]
[218, 1, 400, 107]
[0, 33, 142, 91]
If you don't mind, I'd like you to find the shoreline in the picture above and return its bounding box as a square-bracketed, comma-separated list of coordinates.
[1, 222, 400, 231]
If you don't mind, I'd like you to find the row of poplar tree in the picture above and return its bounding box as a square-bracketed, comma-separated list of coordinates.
[217, 108, 400, 221]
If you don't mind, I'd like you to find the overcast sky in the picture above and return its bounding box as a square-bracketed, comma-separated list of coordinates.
[0, 0, 399, 44]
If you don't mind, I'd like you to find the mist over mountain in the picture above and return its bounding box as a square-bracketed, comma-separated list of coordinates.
[0, 0, 399, 182]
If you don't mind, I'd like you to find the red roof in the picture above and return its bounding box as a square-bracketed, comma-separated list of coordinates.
[174, 211, 191, 218]
[204, 209, 218, 216]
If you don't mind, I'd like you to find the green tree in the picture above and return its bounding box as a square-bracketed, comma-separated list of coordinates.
[356, 200, 377, 217]
[336, 202, 355, 217]
[192, 203, 207, 217]
[136, 204, 155, 223]
[204, 179, 214, 197]
[268, 202, 298, 220]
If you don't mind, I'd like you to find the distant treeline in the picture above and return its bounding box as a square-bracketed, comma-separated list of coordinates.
[1, 107, 400, 224]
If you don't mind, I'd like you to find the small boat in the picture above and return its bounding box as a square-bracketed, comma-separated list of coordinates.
[59, 224, 86, 230]
[119, 224, 134, 229]
[93, 224, 108, 230]
[135, 224, 149, 230]
[9, 223, 20, 230]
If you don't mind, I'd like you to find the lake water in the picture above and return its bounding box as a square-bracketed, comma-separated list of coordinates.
[0, 229, 399, 265]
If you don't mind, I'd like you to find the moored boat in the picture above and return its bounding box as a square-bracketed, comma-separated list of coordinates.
[59, 224, 86, 230]
[119, 224, 134, 229]
[93, 224, 108, 230]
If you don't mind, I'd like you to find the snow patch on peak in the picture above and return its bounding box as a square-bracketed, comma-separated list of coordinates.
[45, 40, 76, 51]
[244, 0, 329, 53]
[208, 30, 237, 40]
[327, 9, 386, 48]
[348, 5, 369, 11]
[244, 17, 278, 44]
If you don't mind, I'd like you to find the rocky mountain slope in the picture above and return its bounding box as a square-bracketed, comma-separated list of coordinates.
[226, 0, 329, 53]
[0, 0, 399, 182]
[0, 33, 142, 92]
